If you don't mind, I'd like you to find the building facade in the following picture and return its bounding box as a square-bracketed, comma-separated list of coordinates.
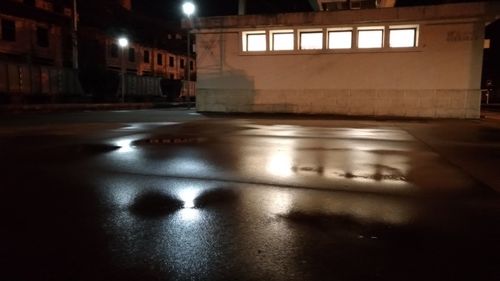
[194, 2, 500, 118]
[0, 0, 73, 67]
[0, 0, 81, 101]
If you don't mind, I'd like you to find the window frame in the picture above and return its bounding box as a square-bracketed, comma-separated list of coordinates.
[357, 26, 385, 49]
[1, 19, 16, 42]
[157, 53, 163, 65]
[388, 26, 418, 48]
[270, 30, 295, 51]
[128, 47, 135, 62]
[327, 28, 353, 50]
[143, 50, 150, 63]
[298, 30, 324, 50]
[242, 31, 267, 52]
[36, 26, 49, 48]
[110, 43, 118, 58]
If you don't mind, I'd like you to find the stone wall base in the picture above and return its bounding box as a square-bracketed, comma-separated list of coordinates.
[196, 89, 480, 119]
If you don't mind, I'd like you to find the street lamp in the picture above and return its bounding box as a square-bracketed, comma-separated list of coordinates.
[118, 37, 128, 103]
[182, 2, 195, 108]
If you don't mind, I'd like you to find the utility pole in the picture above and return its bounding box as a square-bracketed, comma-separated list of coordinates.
[238, 0, 246, 15]
[72, 0, 79, 70]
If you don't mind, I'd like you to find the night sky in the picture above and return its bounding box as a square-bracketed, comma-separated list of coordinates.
[132, 0, 484, 19]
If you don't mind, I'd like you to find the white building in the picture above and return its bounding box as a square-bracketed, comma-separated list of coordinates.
[193, 2, 500, 118]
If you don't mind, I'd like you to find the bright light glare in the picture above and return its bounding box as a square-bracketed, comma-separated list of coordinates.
[182, 2, 195, 16]
[300, 32, 323, 50]
[178, 208, 200, 221]
[389, 29, 416, 48]
[272, 32, 294, 51]
[329, 31, 352, 49]
[358, 30, 383, 48]
[115, 138, 134, 153]
[178, 188, 200, 208]
[118, 37, 129, 48]
[247, 33, 266, 51]
[266, 152, 293, 177]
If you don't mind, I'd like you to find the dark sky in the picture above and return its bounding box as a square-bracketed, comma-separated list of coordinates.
[132, 0, 483, 19]
[132, 0, 315, 19]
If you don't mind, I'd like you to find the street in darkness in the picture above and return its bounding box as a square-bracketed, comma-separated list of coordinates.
[1, 109, 500, 281]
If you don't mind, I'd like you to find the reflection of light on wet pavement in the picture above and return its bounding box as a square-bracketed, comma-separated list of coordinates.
[265, 190, 293, 215]
[177, 208, 201, 221]
[115, 138, 135, 153]
[110, 182, 139, 207]
[266, 151, 294, 177]
[177, 187, 200, 208]
[167, 158, 212, 175]
[119, 122, 180, 130]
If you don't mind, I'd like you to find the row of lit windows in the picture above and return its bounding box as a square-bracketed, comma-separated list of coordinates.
[242, 25, 418, 52]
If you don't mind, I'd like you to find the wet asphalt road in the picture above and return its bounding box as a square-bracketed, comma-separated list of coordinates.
[1, 109, 500, 281]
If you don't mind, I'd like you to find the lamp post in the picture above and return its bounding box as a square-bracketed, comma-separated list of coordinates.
[182, 2, 195, 108]
[72, 0, 79, 70]
[118, 37, 128, 103]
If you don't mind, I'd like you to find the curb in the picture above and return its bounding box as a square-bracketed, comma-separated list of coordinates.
[0, 102, 195, 113]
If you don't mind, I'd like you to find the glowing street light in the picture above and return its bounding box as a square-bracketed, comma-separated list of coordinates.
[118, 37, 129, 48]
[182, 2, 195, 17]
[117, 37, 129, 103]
[182, 2, 195, 108]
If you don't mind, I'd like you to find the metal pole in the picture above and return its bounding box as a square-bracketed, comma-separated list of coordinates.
[121, 47, 125, 103]
[238, 0, 246, 15]
[186, 16, 191, 109]
[72, 0, 79, 70]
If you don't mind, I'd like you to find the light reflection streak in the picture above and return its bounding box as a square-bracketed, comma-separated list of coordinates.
[266, 151, 294, 177]
[115, 138, 135, 153]
[177, 187, 200, 209]
[264, 190, 293, 215]
[177, 208, 201, 221]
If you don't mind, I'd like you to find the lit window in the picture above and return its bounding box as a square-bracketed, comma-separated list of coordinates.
[300, 31, 323, 50]
[358, 28, 384, 48]
[389, 28, 417, 48]
[242, 31, 266, 52]
[271, 30, 294, 51]
[328, 30, 352, 49]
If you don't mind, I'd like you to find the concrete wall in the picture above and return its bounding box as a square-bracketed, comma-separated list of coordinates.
[194, 3, 497, 118]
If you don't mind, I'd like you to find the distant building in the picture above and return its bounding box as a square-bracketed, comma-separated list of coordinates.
[78, 0, 196, 82]
[0, 0, 196, 101]
[194, 2, 500, 118]
[0, 0, 73, 67]
[0, 0, 80, 101]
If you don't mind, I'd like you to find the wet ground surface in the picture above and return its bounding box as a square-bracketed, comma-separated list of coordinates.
[1, 109, 500, 281]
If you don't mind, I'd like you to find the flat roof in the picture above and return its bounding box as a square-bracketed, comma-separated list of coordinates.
[192, 1, 500, 30]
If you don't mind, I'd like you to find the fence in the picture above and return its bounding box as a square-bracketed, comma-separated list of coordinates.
[120, 74, 196, 101]
[122, 74, 163, 97]
[0, 62, 82, 99]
